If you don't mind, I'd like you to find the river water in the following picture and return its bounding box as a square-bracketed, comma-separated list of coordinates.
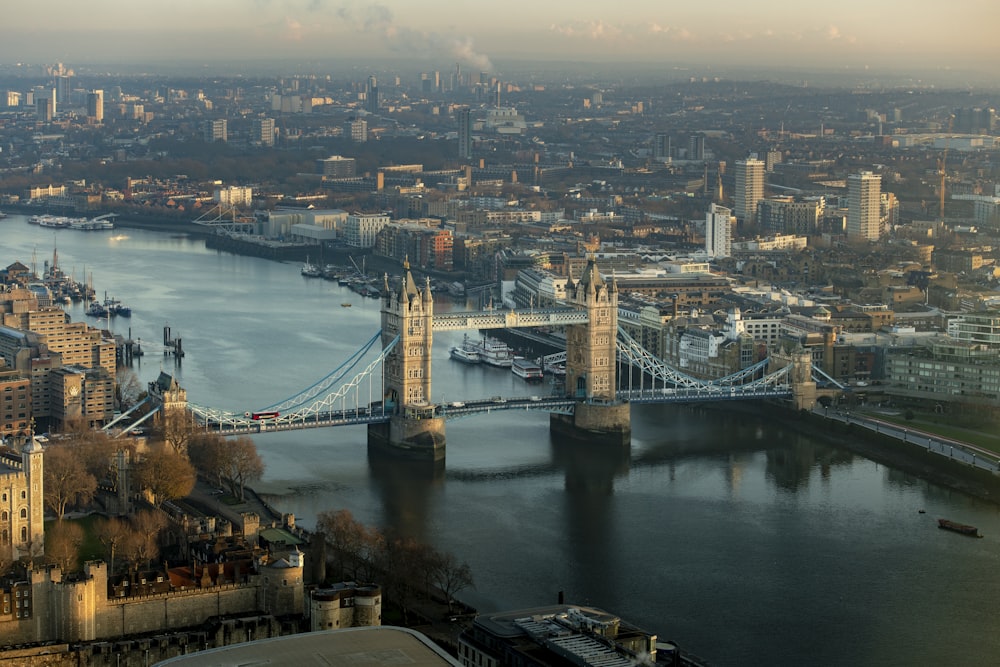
[4, 216, 1000, 666]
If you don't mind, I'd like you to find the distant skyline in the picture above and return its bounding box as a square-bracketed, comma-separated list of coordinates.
[2, 0, 998, 77]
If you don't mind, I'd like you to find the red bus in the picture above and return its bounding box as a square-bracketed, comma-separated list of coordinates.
[245, 411, 280, 420]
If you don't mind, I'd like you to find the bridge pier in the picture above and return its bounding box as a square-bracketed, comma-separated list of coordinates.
[550, 402, 631, 447]
[367, 409, 446, 462]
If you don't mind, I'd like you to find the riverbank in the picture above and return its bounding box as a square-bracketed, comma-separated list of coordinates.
[748, 402, 1000, 505]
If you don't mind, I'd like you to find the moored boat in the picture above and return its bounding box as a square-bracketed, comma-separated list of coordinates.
[512, 357, 544, 382]
[938, 518, 981, 537]
[450, 345, 481, 364]
[474, 336, 514, 367]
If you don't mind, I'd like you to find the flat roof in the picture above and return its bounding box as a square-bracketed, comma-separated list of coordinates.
[154, 626, 461, 667]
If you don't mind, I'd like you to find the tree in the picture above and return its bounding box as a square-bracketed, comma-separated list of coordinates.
[219, 437, 264, 501]
[188, 432, 227, 488]
[95, 516, 132, 575]
[57, 420, 118, 482]
[46, 520, 85, 573]
[134, 448, 195, 507]
[431, 550, 474, 613]
[43, 446, 97, 520]
[121, 510, 167, 572]
[115, 367, 145, 411]
[318, 509, 376, 581]
[158, 409, 203, 456]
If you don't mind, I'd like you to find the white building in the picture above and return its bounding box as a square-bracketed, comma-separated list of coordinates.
[214, 186, 253, 208]
[847, 171, 882, 241]
[705, 203, 734, 259]
[344, 213, 390, 248]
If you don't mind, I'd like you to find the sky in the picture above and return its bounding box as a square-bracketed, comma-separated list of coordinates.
[2, 0, 998, 76]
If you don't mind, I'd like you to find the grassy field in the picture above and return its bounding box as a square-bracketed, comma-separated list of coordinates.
[873, 412, 1000, 454]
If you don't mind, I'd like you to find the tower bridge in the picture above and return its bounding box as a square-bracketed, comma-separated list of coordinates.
[177, 257, 817, 461]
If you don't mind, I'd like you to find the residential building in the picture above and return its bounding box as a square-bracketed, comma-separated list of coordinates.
[344, 213, 390, 248]
[756, 196, 823, 235]
[734, 157, 765, 228]
[345, 117, 367, 143]
[847, 171, 882, 241]
[705, 203, 733, 259]
[653, 132, 671, 162]
[86, 89, 104, 122]
[204, 118, 227, 143]
[317, 155, 356, 178]
[457, 107, 472, 160]
[254, 117, 275, 146]
[0, 370, 30, 442]
[365, 75, 379, 115]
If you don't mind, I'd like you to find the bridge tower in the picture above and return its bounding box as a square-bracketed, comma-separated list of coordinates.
[551, 256, 631, 445]
[771, 345, 817, 411]
[369, 260, 446, 460]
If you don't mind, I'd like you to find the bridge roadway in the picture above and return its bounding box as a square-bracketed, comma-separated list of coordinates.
[432, 306, 589, 331]
[200, 387, 795, 434]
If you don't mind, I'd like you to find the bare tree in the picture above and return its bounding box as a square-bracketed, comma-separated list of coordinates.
[57, 420, 118, 483]
[122, 510, 168, 572]
[95, 516, 132, 575]
[134, 447, 195, 507]
[158, 409, 203, 456]
[317, 509, 371, 581]
[115, 367, 145, 411]
[46, 520, 85, 573]
[219, 437, 264, 501]
[188, 432, 227, 488]
[43, 446, 97, 520]
[431, 550, 474, 613]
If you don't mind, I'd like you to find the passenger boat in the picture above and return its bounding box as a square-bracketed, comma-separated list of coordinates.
[512, 357, 544, 382]
[450, 345, 481, 364]
[474, 336, 514, 368]
[938, 519, 982, 537]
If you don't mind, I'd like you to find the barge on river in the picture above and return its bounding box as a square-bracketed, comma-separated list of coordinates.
[937, 518, 982, 537]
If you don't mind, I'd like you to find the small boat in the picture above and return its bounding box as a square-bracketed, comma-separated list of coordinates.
[301, 257, 322, 277]
[449, 334, 481, 364]
[341, 303, 352, 308]
[937, 519, 982, 537]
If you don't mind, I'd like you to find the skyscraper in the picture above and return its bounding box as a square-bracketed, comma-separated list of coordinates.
[705, 203, 733, 259]
[847, 171, 882, 241]
[457, 107, 472, 160]
[653, 133, 671, 162]
[86, 89, 104, 122]
[365, 76, 379, 115]
[735, 156, 765, 228]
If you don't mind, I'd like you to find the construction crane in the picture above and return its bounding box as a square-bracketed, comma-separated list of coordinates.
[938, 115, 954, 221]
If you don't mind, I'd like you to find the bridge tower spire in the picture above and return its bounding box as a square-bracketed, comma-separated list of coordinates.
[551, 255, 631, 445]
[369, 259, 445, 460]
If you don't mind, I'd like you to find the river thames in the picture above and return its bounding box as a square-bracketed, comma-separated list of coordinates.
[4, 216, 1000, 666]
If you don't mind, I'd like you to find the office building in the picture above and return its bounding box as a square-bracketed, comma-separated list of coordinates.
[457, 107, 472, 160]
[847, 171, 882, 241]
[735, 156, 765, 228]
[86, 89, 104, 122]
[706, 203, 734, 259]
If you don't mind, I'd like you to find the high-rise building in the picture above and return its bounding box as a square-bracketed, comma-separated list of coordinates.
[457, 108, 472, 160]
[847, 171, 882, 241]
[55, 75, 73, 108]
[345, 117, 368, 143]
[204, 119, 228, 143]
[653, 133, 671, 162]
[86, 89, 104, 122]
[705, 203, 733, 259]
[688, 133, 706, 160]
[35, 97, 52, 122]
[734, 156, 765, 228]
[365, 76, 379, 115]
[255, 117, 275, 146]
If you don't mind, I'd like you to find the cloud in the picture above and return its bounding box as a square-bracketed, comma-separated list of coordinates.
[283, 17, 304, 42]
[550, 20, 622, 40]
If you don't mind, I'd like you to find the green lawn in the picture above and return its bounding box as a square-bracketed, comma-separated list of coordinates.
[874, 413, 1000, 453]
[44, 514, 106, 570]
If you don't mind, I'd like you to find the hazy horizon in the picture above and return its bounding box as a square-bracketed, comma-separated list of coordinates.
[2, 0, 997, 84]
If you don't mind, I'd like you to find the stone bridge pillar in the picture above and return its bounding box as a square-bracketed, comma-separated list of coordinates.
[551, 256, 631, 446]
[772, 347, 817, 411]
[369, 260, 445, 460]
